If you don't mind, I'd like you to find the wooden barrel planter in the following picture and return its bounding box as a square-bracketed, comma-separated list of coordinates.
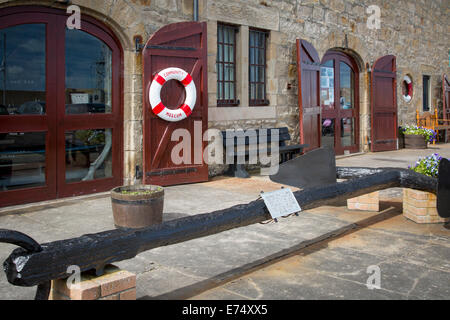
[111, 185, 164, 229]
[404, 134, 427, 149]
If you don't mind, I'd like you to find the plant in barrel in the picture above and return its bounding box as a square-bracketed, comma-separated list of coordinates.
[401, 125, 436, 149]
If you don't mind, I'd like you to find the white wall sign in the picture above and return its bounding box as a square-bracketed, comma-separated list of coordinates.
[261, 188, 301, 219]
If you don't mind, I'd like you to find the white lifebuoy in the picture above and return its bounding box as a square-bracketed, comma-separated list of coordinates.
[403, 75, 413, 103]
[149, 67, 196, 122]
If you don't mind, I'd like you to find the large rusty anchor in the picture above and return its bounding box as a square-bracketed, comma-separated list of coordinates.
[1, 148, 449, 300]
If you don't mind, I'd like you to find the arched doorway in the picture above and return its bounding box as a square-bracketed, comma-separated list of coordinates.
[320, 51, 360, 155]
[0, 6, 123, 207]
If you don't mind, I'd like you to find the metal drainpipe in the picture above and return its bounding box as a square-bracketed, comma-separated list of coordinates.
[193, 0, 199, 21]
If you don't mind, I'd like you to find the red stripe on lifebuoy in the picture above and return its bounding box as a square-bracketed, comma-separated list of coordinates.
[154, 74, 166, 86]
[153, 102, 165, 115]
[407, 83, 413, 96]
[180, 104, 192, 117]
[149, 67, 196, 122]
[181, 74, 193, 87]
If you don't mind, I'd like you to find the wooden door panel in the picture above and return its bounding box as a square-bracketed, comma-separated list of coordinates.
[304, 114, 320, 149]
[150, 23, 203, 46]
[148, 120, 202, 168]
[143, 22, 208, 186]
[297, 39, 321, 152]
[373, 114, 395, 139]
[371, 55, 397, 152]
[374, 78, 394, 108]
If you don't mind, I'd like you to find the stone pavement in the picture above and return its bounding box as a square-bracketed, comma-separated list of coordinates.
[192, 211, 450, 300]
[0, 144, 449, 300]
[335, 143, 450, 168]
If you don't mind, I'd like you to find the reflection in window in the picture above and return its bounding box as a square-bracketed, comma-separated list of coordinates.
[65, 129, 112, 183]
[0, 132, 46, 191]
[320, 60, 334, 110]
[322, 118, 335, 149]
[65, 29, 112, 114]
[341, 117, 355, 147]
[339, 62, 354, 110]
[0, 24, 46, 115]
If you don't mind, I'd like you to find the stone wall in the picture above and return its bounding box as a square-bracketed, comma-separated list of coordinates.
[1, 0, 449, 181]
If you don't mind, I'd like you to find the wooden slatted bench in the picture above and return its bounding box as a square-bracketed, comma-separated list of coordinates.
[221, 127, 308, 178]
[416, 109, 450, 143]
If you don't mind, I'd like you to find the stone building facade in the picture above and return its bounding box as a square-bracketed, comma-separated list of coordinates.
[0, 0, 448, 198]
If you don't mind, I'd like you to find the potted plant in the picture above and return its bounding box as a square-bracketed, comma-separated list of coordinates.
[111, 184, 164, 229]
[401, 125, 436, 149]
[408, 153, 443, 177]
[404, 154, 448, 224]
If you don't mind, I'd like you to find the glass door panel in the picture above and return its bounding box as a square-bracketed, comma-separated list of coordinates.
[63, 28, 115, 186]
[341, 117, 355, 147]
[320, 60, 335, 111]
[0, 19, 55, 206]
[65, 128, 112, 183]
[321, 118, 335, 149]
[0, 24, 46, 114]
[65, 29, 112, 114]
[339, 62, 354, 110]
[0, 131, 46, 191]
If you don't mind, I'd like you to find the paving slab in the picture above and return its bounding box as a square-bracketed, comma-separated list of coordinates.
[194, 266, 407, 300]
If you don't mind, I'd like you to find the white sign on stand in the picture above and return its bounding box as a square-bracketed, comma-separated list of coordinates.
[261, 188, 302, 219]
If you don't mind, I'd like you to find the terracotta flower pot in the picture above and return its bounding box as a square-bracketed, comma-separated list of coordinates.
[111, 185, 164, 229]
[404, 134, 427, 149]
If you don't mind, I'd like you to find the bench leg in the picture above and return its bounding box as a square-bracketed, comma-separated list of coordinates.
[225, 163, 250, 178]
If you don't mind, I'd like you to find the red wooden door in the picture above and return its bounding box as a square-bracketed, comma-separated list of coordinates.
[371, 55, 398, 152]
[143, 22, 208, 186]
[0, 10, 58, 206]
[0, 6, 123, 207]
[55, 15, 124, 198]
[297, 39, 321, 152]
[321, 51, 360, 155]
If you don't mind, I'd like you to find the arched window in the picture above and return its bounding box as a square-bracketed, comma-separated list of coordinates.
[0, 6, 123, 206]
